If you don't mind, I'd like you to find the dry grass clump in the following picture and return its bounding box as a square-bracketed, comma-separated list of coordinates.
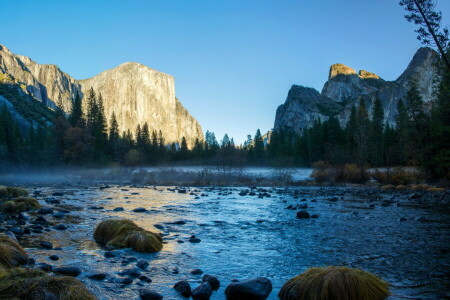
[278, 266, 389, 300]
[94, 219, 163, 253]
[0, 268, 96, 300]
[0, 235, 29, 270]
[0, 187, 29, 199]
[380, 184, 395, 190]
[312, 162, 367, 183]
[0, 197, 41, 214]
[427, 187, 445, 192]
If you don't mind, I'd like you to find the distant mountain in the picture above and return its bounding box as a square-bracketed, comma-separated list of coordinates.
[0, 44, 203, 146]
[274, 47, 441, 135]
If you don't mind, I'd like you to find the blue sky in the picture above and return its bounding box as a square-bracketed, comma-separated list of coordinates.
[3, 0, 450, 143]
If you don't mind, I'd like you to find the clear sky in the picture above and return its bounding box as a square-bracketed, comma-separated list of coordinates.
[2, 0, 450, 144]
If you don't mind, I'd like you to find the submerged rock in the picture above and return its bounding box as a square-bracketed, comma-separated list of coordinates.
[225, 277, 272, 300]
[53, 266, 82, 277]
[140, 289, 163, 300]
[191, 282, 212, 300]
[174, 280, 191, 297]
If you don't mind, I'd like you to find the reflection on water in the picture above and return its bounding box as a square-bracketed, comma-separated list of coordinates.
[21, 185, 450, 300]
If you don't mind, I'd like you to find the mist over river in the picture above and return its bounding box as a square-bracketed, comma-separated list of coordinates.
[1, 176, 447, 299]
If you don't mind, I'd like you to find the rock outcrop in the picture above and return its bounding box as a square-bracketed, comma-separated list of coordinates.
[274, 47, 441, 134]
[0, 44, 203, 146]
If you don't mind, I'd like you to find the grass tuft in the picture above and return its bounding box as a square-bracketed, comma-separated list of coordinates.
[0, 197, 41, 214]
[0, 267, 96, 300]
[0, 187, 29, 198]
[278, 266, 389, 300]
[0, 235, 29, 270]
[94, 219, 163, 253]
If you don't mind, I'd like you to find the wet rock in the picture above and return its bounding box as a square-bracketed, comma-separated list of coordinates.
[139, 275, 152, 282]
[225, 277, 272, 300]
[311, 214, 319, 218]
[49, 255, 59, 261]
[46, 198, 61, 204]
[133, 207, 147, 213]
[34, 216, 48, 224]
[113, 207, 124, 211]
[18, 212, 30, 220]
[88, 273, 107, 280]
[298, 203, 308, 209]
[39, 241, 53, 249]
[89, 206, 104, 210]
[52, 192, 64, 196]
[54, 224, 68, 230]
[36, 263, 53, 272]
[189, 236, 201, 243]
[137, 260, 149, 269]
[119, 268, 141, 278]
[104, 251, 119, 258]
[190, 268, 203, 275]
[154, 224, 165, 230]
[400, 217, 407, 221]
[140, 289, 163, 300]
[118, 277, 133, 284]
[54, 266, 82, 277]
[174, 280, 191, 297]
[178, 189, 187, 194]
[10, 227, 24, 236]
[191, 282, 212, 300]
[296, 210, 310, 219]
[168, 220, 186, 225]
[202, 275, 220, 290]
[417, 216, 429, 222]
[38, 207, 53, 215]
[52, 212, 65, 219]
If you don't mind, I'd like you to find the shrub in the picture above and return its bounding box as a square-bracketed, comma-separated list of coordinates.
[0, 235, 29, 270]
[312, 162, 368, 183]
[0, 187, 29, 198]
[311, 161, 332, 183]
[0, 197, 41, 214]
[0, 268, 96, 300]
[278, 266, 389, 300]
[94, 219, 163, 253]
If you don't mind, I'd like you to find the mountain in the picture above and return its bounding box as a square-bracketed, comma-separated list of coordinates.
[0, 44, 203, 146]
[274, 47, 441, 134]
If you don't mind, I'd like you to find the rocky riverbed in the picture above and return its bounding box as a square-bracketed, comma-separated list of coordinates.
[0, 183, 449, 299]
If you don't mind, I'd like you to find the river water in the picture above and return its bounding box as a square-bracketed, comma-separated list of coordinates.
[14, 184, 450, 300]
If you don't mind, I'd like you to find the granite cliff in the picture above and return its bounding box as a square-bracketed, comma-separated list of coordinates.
[274, 47, 441, 134]
[0, 44, 203, 146]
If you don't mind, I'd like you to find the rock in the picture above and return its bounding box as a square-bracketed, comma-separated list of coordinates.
[174, 280, 191, 297]
[88, 273, 107, 280]
[296, 210, 310, 219]
[274, 48, 440, 134]
[119, 268, 141, 278]
[53, 224, 67, 230]
[36, 263, 53, 272]
[52, 192, 64, 196]
[113, 207, 124, 211]
[53, 266, 82, 277]
[190, 269, 203, 275]
[10, 227, 24, 236]
[133, 207, 147, 213]
[118, 277, 133, 285]
[38, 207, 53, 215]
[49, 255, 59, 261]
[136, 260, 149, 269]
[225, 277, 272, 300]
[298, 203, 308, 209]
[139, 289, 163, 300]
[52, 212, 65, 219]
[0, 45, 204, 147]
[39, 241, 53, 249]
[34, 216, 47, 224]
[139, 275, 152, 282]
[189, 236, 201, 243]
[191, 282, 212, 300]
[202, 275, 220, 290]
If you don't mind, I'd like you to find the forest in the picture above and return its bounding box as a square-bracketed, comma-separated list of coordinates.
[0, 61, 449, 181]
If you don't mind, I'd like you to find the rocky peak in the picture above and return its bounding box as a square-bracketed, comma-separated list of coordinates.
[328, 63, 357, 80]
[358, 70, 379, 79]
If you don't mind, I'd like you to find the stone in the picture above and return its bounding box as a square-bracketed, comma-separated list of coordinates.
[174, 280, 191, 297]
[136, 260, 149, 269]
[296, 210, 310, 219]
[38, 207, 53, 215]
[53, 266, 82, 277]
[225, 277, 272, 300]
[54, 224, 67, 230]
[133, 207, 147, 213]
[191, 282, 212, 300]
[49, 255, 59, 261]
[190, 268, 203, 275]
[202, 275, 220, 290]
[39, 241, 53, 249]
[88, 273, 107, 280]
[139, 289, 163, 300]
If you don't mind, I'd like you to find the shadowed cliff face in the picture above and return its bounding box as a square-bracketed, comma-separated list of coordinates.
[0, 44, 203, 147]
[274, 47, 441, 134]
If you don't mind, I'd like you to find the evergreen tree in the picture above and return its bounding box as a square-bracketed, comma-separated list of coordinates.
[369, 98, 384, 166]
[69, 91, 83, 126]
[109, 112, 120, 160]
[253, 129, 264, 162]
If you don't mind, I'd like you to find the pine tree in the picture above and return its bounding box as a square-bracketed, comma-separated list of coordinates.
[109, 112, 120, 161]
[253, 129, 264, 162]
[369, 98, 384, 166]
[69, 91, 83, 126]
[354, 99, 370, 179]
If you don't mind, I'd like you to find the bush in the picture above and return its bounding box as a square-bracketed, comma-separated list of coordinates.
[0, 197, 41, 214]
[94, 219, 163, 253]
[278, 266, 389, 300]
[0, 235, 29, 270]
[312, 162, 367, 183]
[0, 187, 29, 198]
[0, 268, 96, 300]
